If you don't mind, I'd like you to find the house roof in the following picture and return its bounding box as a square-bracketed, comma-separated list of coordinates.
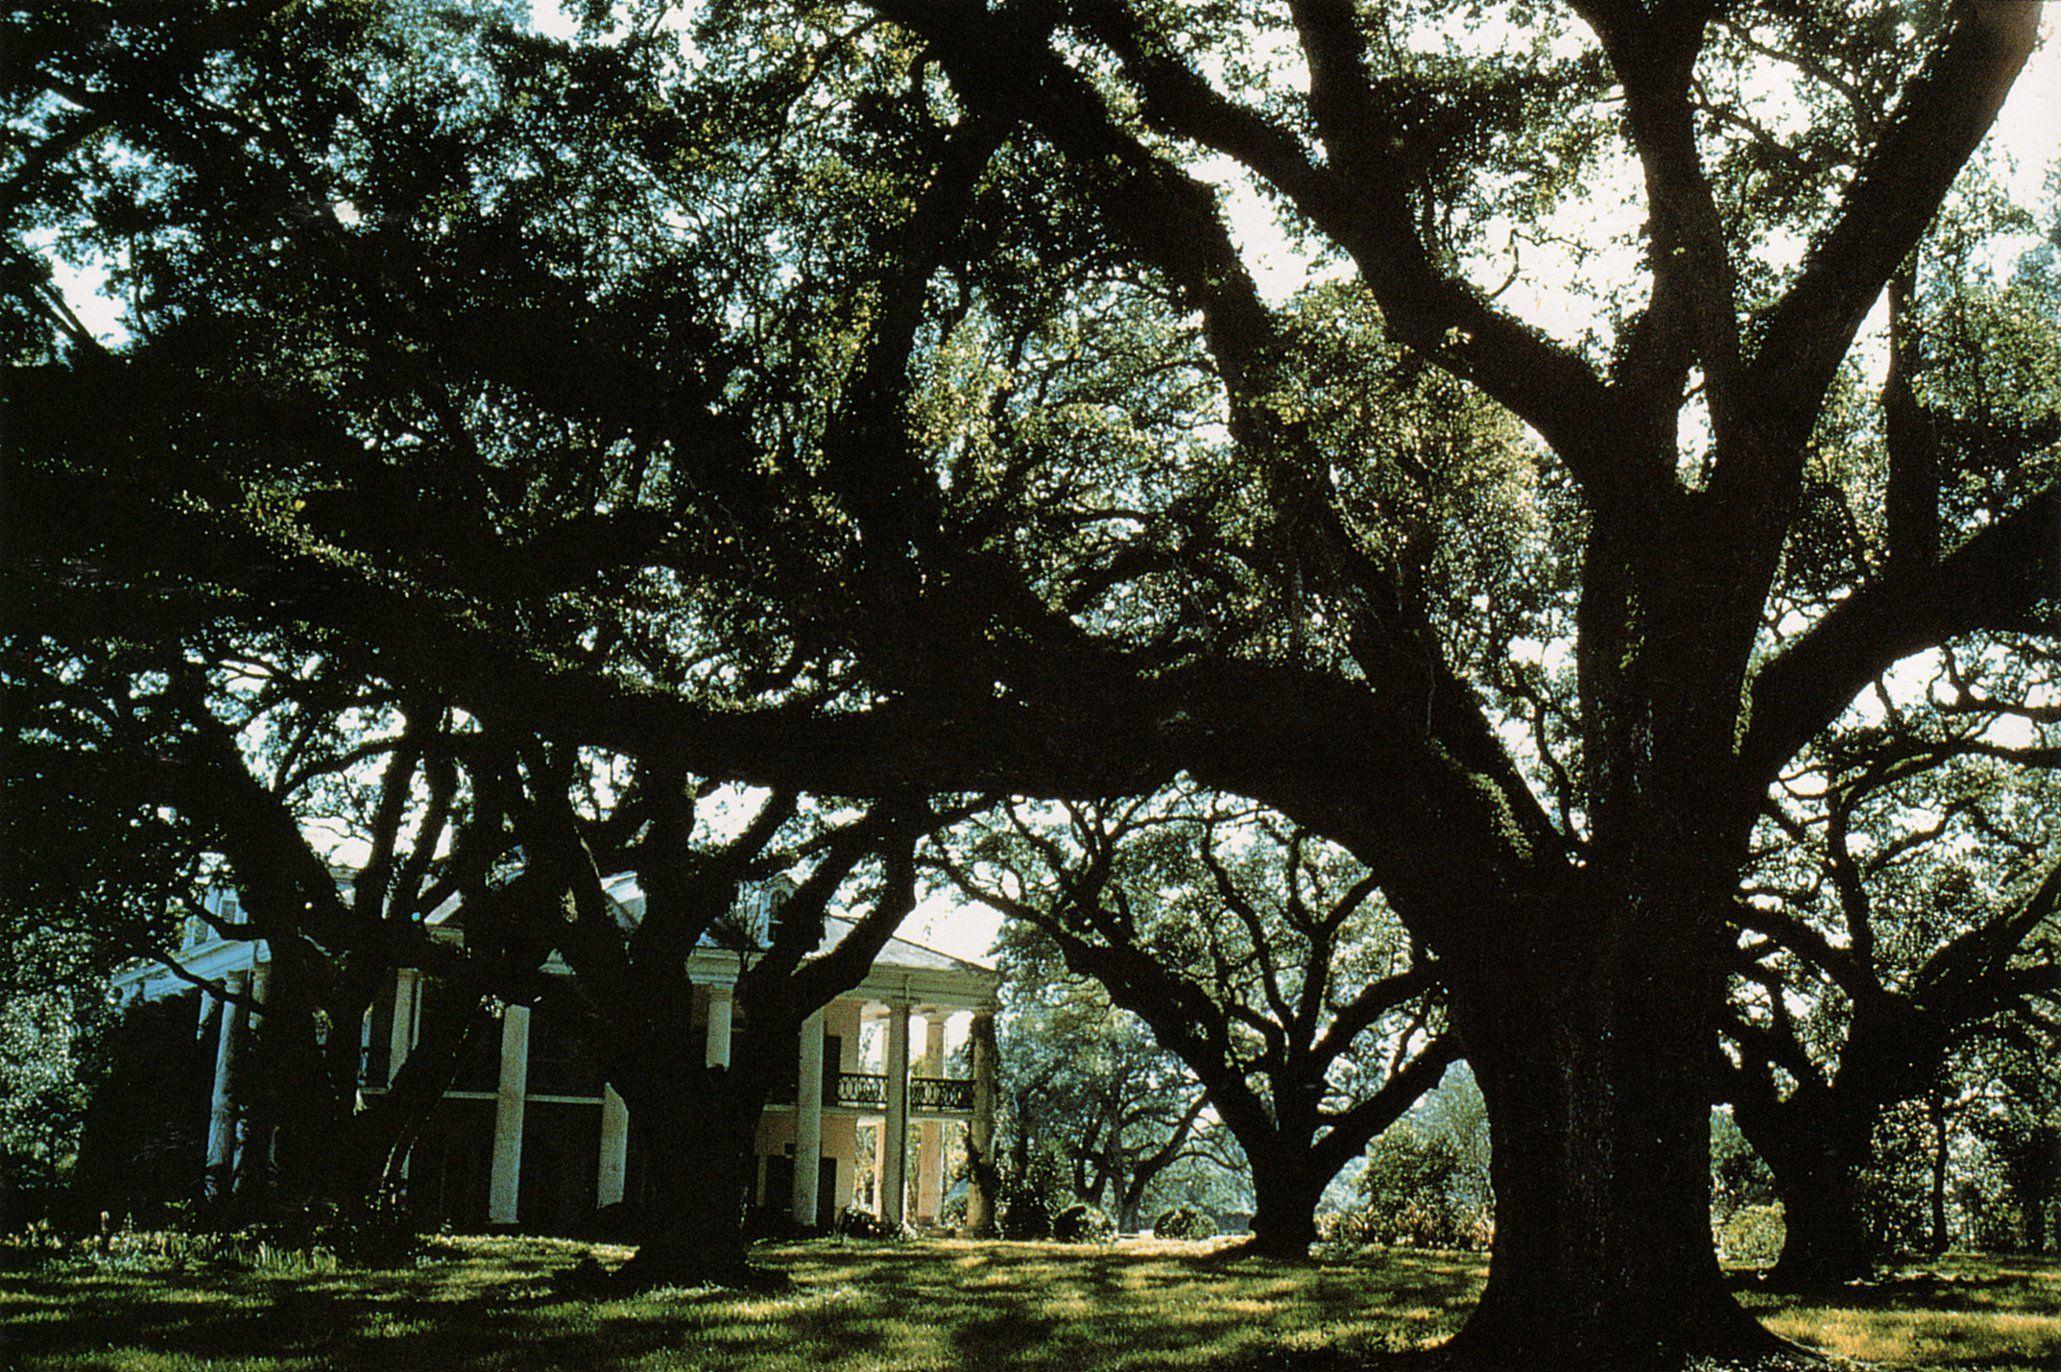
[594, 872, 996, 976]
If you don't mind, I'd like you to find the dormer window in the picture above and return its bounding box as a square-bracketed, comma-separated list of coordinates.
[743, 883, 774, 945]
[187, 888, 241, 948]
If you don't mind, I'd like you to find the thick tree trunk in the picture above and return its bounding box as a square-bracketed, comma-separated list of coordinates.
[613, 1067, 767, 1288]
[1246, 1157, 1326, 1259]
[1768, 1160, 1871, 1289]
[612, 1010, 797, 1289]
[1753, 1111, 1874, 1290]
[1730, 1090, 1879, 1290]
[1927, 1088, 1951, 1254]
[1445, 935, 1795, 1369]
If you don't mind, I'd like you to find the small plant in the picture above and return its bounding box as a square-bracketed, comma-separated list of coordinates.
[1053, 1203, 1116, 1243]
[1151, 1206, 1211, 1240]
[832, 1205, 910, 1241]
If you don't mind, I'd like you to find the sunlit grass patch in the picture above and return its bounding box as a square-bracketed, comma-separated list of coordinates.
[2, 1237, 2054, 1370]
[1738, 1253, 2060, 1371]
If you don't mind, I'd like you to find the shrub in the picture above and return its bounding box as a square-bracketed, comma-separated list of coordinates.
[999, 1148, 1068, 1239]
[253, 1197, 423, 1267]
[1053, 1203, 1116, 1243]
[999, 1190, 1048, 1238]
[1152, 1205, 1211, 1239]
[1342, 1124, 1488, 1251]
[68, 998, 211, 1228]
[1719, 1203, 1786, 1267]
[22, 1197, 424, 1274]
[832, 1205, 909, 1241]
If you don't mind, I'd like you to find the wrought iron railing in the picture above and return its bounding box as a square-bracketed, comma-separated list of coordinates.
[835, 1071, 888, 1108]
[828, 1071, 974, 1112]
[910, 1075, 975, 1112]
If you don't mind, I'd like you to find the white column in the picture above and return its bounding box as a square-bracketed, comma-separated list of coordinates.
[705, 986, 733, 1069]
[793, 1009, 825, 1226]
[488, 1004, 530, 1226]
[915, 1012, 947, 1221]
[388, 969, 420, 1086]
[204, 971, 250, 1199]
[236, 963, 272, 1181]
[967, 1009, 1000, 1236]
[597, 1086, 630, 1208]
[881, 1001, 911, 1226]
[379, 970, 421, 1182]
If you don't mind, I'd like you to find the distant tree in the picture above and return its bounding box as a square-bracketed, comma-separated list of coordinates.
[948, 792, 1456, 1255]
[1416, 1065, 1494, 1229]
[992, 951, 1216, 1234]
[1964, 1018, 2061, 1253]
[1721, 719, 2059, 1287]
[1708, 1111, 1776, 1229]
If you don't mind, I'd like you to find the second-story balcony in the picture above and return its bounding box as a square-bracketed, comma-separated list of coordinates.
[829, 1071, 974, 1113]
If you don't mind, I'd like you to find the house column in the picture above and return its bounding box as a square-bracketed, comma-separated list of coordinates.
[915, 1012, 947, 1222]
[204, 970, 250, 1201]
[793, 1009, 825, 1226]
[881, 1001, 911, 1225]
[388, 969, 420, 1085]
[488, 1004, 530, 1226]
[705, 985, 733, 1069]
[382, 969, 421, 1182]
[233, 962, 273, 1188]
[597, 1086, 630, 1208]
[967, 1009, 1000, 1236]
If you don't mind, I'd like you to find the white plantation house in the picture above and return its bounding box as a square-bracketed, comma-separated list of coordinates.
[111, 878, 1002, 1234]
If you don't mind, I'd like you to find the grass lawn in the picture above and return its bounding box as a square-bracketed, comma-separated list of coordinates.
[1, 1236, 2054, 1371]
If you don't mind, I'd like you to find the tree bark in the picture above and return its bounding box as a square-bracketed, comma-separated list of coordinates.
[1729, 1090, 1879, 1290]
[1246, 1157, 1326, 1259]
[1767, 1157, 1872, 1290]
[612, 1059, 774, 1288]
[1444, 928, 1795, 1369]
[1927, 1087, 1951, 1254]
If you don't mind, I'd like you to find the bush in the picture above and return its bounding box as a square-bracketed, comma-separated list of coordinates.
[1000, 1148, 1068, 1239]
[1341, 1124, 1488, 1251]
[68, 997, 211, 1228]
[255, 1197, 423, 1267]
[1719, 1203, 1786, 1267]
[16, 1196, 424, 1274]
[832, 1205, 910, 1241]
[999, 1189, 1050, 1238]
[1052, 1203, 1116, 1243]
[1152, 1205, 1211, 1239]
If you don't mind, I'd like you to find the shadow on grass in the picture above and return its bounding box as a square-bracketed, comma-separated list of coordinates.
[3, 1239, 2052, 1371]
